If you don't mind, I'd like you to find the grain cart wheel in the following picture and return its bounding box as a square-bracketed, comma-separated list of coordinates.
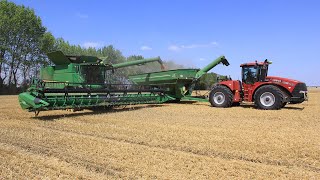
[209, 85, 233, 108]
[254, 85, 284, 110]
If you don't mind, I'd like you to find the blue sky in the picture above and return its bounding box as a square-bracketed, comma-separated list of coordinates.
[12, 0, 320, 85]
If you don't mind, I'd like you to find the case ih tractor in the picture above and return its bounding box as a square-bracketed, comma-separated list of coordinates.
[209, 60, 308, 110]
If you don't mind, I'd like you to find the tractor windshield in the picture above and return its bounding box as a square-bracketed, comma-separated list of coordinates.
[242, 64, 268, 84]
[242, 66, 258, 84]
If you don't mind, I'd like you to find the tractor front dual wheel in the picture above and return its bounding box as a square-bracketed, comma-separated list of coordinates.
[254, 85, 284, 110]
[209, 85, 233, 108]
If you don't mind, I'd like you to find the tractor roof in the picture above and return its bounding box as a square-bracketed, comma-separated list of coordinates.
[240, 60, 272, 67]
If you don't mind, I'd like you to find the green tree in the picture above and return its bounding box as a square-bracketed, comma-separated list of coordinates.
[0, 0, 53, 91]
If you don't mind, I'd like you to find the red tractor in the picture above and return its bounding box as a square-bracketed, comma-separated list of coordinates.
[209, 60, 308, 110]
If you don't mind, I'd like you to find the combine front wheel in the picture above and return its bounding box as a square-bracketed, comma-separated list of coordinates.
[254, 85, 284, 110]
[209, 85, 233, 108]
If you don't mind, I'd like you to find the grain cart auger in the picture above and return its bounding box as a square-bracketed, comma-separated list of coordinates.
[209, 60, 308, 110]
[129, 56, 230, 102]
[18, 51, 170, 116]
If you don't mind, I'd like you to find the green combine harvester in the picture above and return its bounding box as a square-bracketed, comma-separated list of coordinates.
[18, 51, 229, 116]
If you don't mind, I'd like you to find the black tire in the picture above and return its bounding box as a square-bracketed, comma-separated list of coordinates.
[254, 85, 284, 110]
[209, 85, 233, 108]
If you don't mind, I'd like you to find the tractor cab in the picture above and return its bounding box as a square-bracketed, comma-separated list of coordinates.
[240, 60, 270, 85]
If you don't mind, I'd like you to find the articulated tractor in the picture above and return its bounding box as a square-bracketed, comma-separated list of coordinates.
[210, 60, 308, 109]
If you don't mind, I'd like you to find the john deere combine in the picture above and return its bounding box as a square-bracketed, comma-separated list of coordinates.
[18, 51, 170, 116]
[19, 51, 229, 116]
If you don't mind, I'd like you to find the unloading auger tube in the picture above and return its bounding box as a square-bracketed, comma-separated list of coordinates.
[113, 57, 165, 70]
[195, 56, 230, 79]
[185, 56, 230, 95]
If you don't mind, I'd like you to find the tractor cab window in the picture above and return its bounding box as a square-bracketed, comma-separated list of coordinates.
[242, 66, 258, 84]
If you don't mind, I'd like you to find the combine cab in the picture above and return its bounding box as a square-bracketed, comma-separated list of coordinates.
[209, 60, 308, 110]
[18, 51, 170, 116]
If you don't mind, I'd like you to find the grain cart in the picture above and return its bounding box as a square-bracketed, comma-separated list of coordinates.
[18, 51, 171, 116]
[209, 60, 308, 110]
[129, 56, 230, 102]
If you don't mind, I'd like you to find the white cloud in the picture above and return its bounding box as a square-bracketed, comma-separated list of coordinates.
[210, 41, 218, 46]
[82, 42, 102, 48]
[168, 41, 218, 52]
[199, 58, 206, 61]
[140, 46, 152, 51]
[76, 13, 89, 19]
[168, 45, 181, 51]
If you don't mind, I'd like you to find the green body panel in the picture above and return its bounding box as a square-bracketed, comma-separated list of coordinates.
[41, 64, 84, 83]
[129, 69, 198, 85]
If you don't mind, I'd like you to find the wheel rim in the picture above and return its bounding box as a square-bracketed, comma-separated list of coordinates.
[213, 92, 225, 105]
[260, 92, 275, 107]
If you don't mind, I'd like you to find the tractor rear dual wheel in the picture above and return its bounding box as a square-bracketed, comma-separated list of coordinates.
[209, 85, 233, 108]
[254, 85, 284, 110]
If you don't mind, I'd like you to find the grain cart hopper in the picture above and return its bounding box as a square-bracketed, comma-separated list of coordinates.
[129, 56, 230, 102]
[19, 51, 171, 116]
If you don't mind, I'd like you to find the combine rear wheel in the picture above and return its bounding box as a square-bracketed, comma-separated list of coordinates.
[254, 85, 284, 110]
[209, 85, 233, 108]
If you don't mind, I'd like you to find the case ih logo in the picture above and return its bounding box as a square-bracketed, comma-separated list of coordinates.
[272, 79, 282, 83]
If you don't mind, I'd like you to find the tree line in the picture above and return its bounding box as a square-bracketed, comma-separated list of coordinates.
[0, 0, 221, 94]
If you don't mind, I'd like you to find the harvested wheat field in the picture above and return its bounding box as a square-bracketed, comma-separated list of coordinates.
[0, 89, 319, 179]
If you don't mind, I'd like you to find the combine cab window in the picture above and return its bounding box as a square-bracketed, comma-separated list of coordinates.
[242, 66, 258, 84]
[81, 65, 106, 84]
